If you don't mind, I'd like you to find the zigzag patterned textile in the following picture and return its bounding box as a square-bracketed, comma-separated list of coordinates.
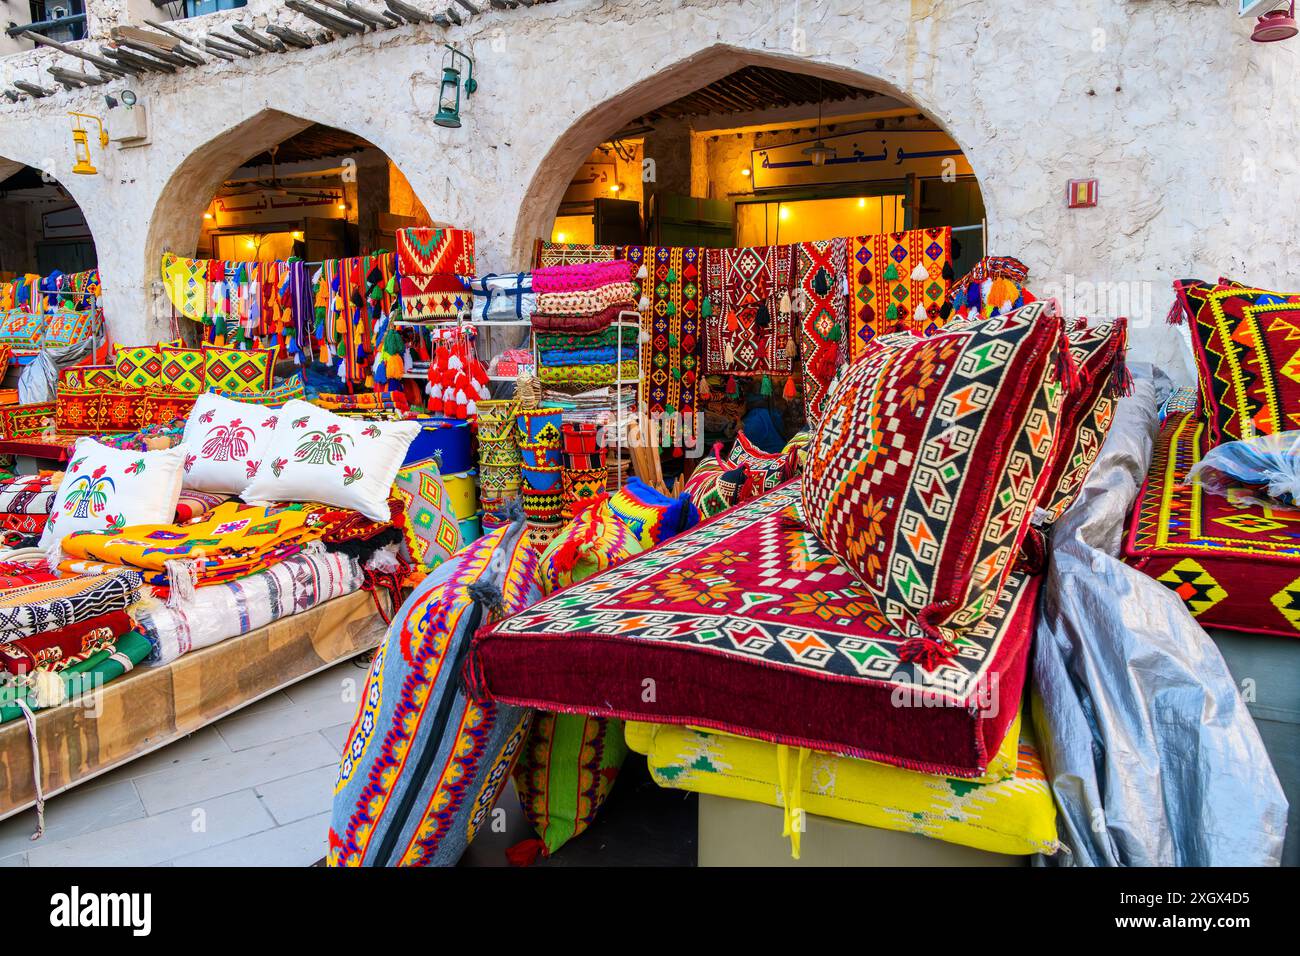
[847, 227, 952, 361]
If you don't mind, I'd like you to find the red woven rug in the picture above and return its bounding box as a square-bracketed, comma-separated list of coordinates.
[470, 482, 1037, 777]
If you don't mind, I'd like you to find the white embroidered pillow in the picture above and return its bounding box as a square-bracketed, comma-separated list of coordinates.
[240, 400, 420, 521]
[181, 392, 281, 494]
[40, 438, 187, 551]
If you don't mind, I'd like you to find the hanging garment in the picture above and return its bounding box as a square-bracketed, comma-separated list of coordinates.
[396, 227, 475, 322]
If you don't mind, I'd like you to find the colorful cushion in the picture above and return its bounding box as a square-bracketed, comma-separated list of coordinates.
[39, 438, 187, 550]
[727, 430, 790, 492]
[1178, 282, 1300, 446]
[328, 518, 539, 866]
[605, 476, 699, 550]
[202, 345, 274, 394]
[684, 452, 757, 520]
[625, 708, 1058, 858]
[391, 458, 462, 571]
[114, 345, 164, 390]
[42, 308, 96, 349]
[1035, 316, 1126, 522]
[213, 374, 306, 408]
[180, 392, 280, 495]
[56, 388, 196, 436]
[802, 309, 1065, 667]
[471, 483, 1037, 777]
[59, 365, 115, 391]
[241, 400, 419, 522]
[0, 311, 43, 349]
[159, 346, 205, 394]
[0, 401, 55, 440]
[1123, 410, 1300, 639]
[0, 610, 132, 675]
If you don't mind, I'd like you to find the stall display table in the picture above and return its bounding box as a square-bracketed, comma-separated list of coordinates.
[0, 589, 386, 822]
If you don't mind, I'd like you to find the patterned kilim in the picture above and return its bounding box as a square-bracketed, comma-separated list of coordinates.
[802, 310, 1065, 667]
[0, 311, 44, 349]
[703, 244, 795, 377]
[1123, 411, 1300, 638]
[214, 374, 307, 408]
[392, 459, 462, 571]
[158, 346, 205, 393]
[470, 483, 1038, 777]
[60, 365, 116, 391]
[397, 227, 476, 322]
[203, 345, 274, 393]
[624, 245, 703, 428]
[795, 238, 849, 427]
[114, 346, 164, 390]
[1184, 283, 1300, 445]
[847, 227, 953, 360]
[162, 252, 209, 321]
[43, 309, 97, 349]
[535, 242, 617, 268]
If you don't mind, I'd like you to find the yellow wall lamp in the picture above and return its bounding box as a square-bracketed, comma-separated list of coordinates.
[69, 112, 109, 176]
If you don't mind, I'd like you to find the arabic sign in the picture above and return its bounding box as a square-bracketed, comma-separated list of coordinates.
[562, 161, 619, 205]
[213, 189, 346, 228]
[751, 129, 971, 190]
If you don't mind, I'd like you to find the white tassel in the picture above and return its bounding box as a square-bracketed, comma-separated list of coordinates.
[29, 670, 66, 709]
[44, 539, 64, 574]
[638, 295, 650, 311]
[913, 303, 927, 324]
[636, 264, 648, 280]
[164, 559, 199, 608]
[911, 263, 929, 282]
[364, 545, 402, 573]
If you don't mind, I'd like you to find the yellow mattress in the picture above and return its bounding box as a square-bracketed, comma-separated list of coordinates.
[625, 709, 1059, 859]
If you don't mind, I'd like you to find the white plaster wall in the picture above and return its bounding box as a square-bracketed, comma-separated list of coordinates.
[0, 0, 1296, 382]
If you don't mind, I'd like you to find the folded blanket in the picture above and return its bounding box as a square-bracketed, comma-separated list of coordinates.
[531, 260, 634, 295]
[130, 551, 363, 664]
[58, 502, 325, 594]
[0, 559, 58, 590]
[536, 283, 637, 318]
[530, 303, 635, 334]
[535, 326, 640, 352]
[0, 572, 141, 644]
[0, 630, 151, 723]
[0, 475, 55, 515]
[538, 346, 629, 366]
[0, 610, 132, 674]
[538, 361, 638, 388]
[174, 490, 232, 524]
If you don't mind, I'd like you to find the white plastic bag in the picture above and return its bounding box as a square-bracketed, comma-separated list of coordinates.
[1186, 429, 1300, 509]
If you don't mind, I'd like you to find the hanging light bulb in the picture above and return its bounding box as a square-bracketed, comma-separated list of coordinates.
[801, 80, 836, 169]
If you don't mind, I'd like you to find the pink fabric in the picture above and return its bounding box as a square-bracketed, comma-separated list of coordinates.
[531, 260, 634, 294]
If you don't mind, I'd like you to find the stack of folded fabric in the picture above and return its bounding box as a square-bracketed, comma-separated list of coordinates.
[531, 261, 640, 390]
[516, 406, 564, 547]
[560, 421, 607, 518]
[0, 569, 149, 722]
[477, 399, 521, 533]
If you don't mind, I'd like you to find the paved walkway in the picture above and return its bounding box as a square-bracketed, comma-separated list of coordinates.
[0, 656, 697, 867]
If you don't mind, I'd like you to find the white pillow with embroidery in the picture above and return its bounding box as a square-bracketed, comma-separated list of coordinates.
[240, 400, 420, 521]
[181, 392, 281, 494]
[40, 438, 188, 552]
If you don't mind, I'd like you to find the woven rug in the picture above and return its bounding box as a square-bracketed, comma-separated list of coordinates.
[625, 246, 703, 436]
[703, 244, 795, 377]
[795, 238, 849, 427]
[397, 228, 475, 322]
[1124, 411, 1300, 639]
[847, 227, 952, 360]
[470, 482, 1037, 777]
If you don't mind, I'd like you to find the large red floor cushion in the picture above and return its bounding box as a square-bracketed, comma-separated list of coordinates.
[469, 483, 1038, 778]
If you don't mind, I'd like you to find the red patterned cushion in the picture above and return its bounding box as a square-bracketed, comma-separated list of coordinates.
[1178, 281, 1300, 446]
[801, 309, 1066, 667]
[1037, 316, 1128, 522]
[726, 430, 790, 492]
[56, 388, 195, 435]
[1123, 411, 1300, 638]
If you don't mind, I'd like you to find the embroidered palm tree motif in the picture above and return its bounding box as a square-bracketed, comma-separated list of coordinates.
[202, 418, 255, 462]
[294, 424, 353, 466]
[63, 465, 115, 519]
[271, 457, 288, 477]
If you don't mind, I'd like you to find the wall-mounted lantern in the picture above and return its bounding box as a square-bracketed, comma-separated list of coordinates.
[434, 45, 478, 129]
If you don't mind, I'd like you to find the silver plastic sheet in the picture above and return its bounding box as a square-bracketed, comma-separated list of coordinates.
[1032, 367, 1289, 866]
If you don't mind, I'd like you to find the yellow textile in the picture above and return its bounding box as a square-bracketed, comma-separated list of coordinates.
[59, 501, 322, 575]
[162, 253, 209, 321]
[624, 710, 1058, 858]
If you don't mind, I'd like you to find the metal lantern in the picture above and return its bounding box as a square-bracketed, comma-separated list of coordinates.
[434, 45, 478, 129]
[1253, 1, 1298, 41]
[68, 112, 108, 176]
